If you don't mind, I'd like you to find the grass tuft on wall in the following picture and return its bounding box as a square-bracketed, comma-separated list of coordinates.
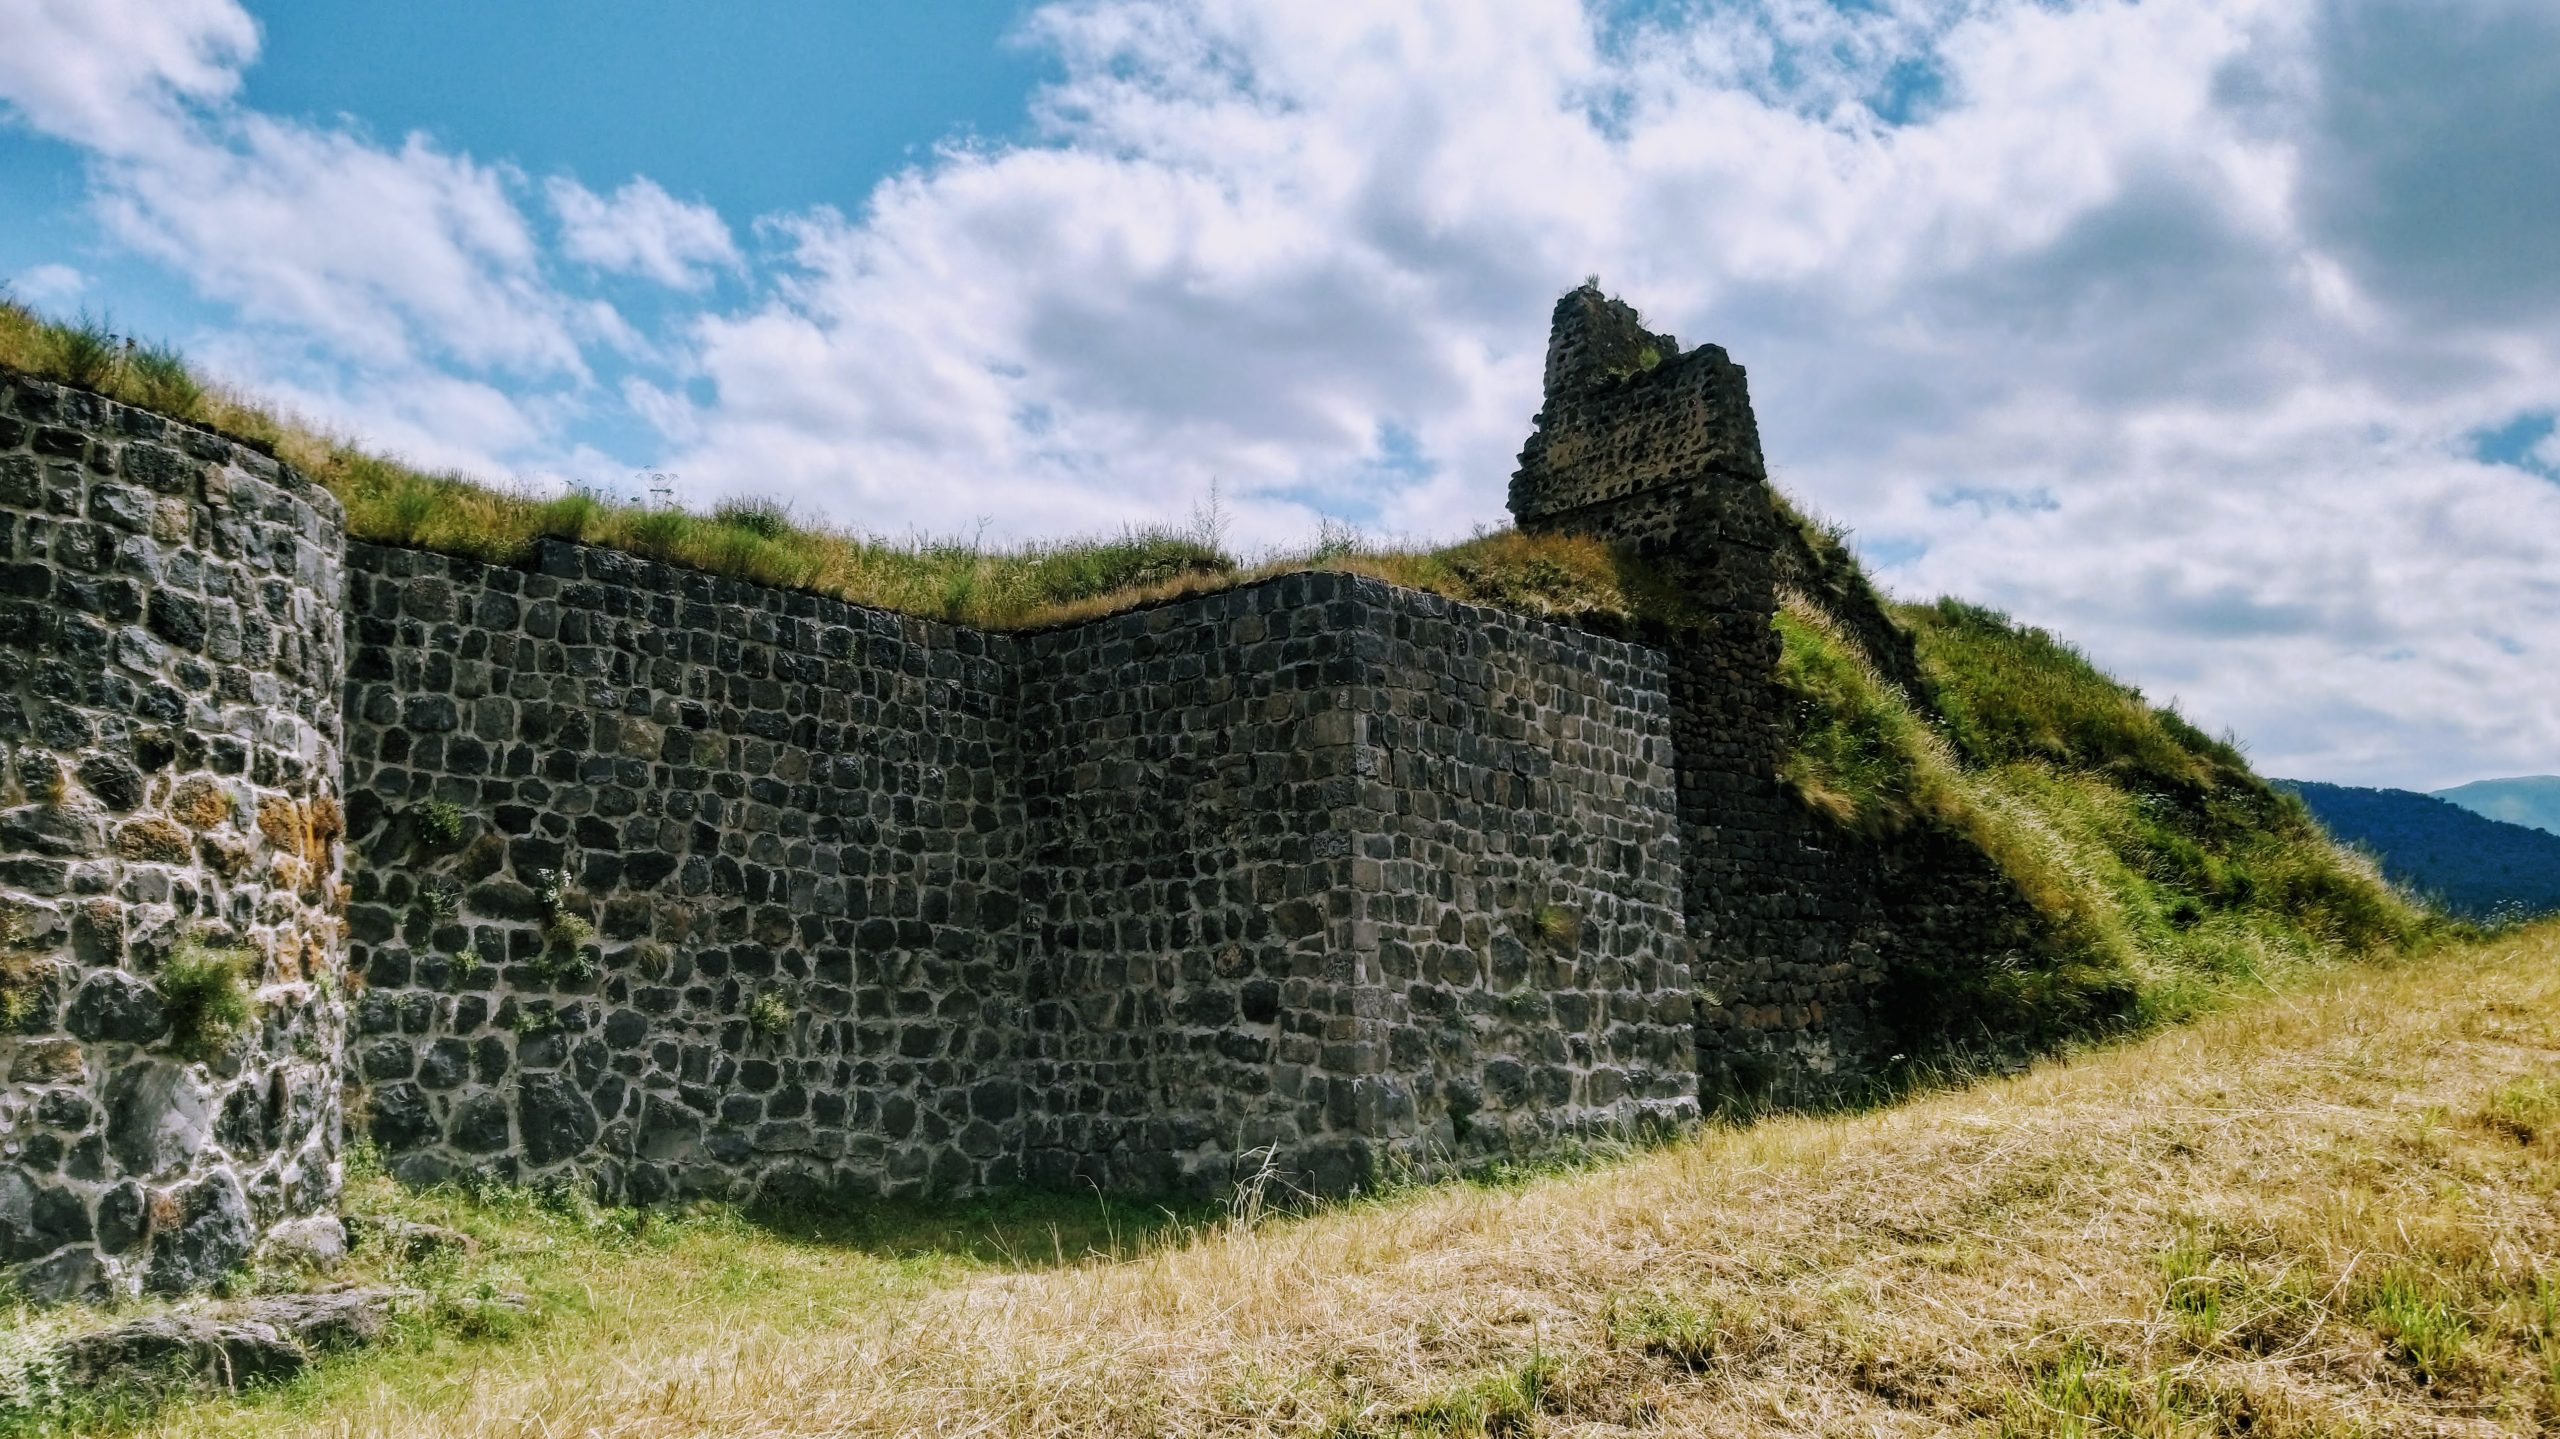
[155, 945, 258, 1063]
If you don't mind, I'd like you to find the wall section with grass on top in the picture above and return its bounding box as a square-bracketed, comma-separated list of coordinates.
[338, 538, 1701, 1206]
[0, 370, 350, 1304]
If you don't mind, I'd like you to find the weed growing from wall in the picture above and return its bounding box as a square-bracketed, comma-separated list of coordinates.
[746, 989, 791, 1040]
[532, 923, 597, 985]
[525, 869, 598, 984]
[157, 944, 258, 1062]
[416, 877, 461, 925]
[412, 798, 468, 848]
[1531, 904, 1580, 952]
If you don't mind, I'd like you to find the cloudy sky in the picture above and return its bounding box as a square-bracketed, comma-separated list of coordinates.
[0, 0, 2553, 791]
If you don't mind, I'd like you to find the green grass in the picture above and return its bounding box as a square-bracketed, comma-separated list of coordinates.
[0, 1149, 1208, 1437]
[1905, 598, 2249, 796]
[1997, 1337, 2260, 1439]
[1764, 590, 2440, 1061]
[1607, 1294, 1728, 1371]
[2363, 1268, 2477, 1386]
[36, 313, 119, 391]
[154, 946, 258, 1063]
[2481, 1075, 2560, 1143]
[1904, 598, 2434, 960]
[1386, 1354, 1558, 1436]
[1770, 595, 1946, 835]
[1768, 594, 2142, 1050]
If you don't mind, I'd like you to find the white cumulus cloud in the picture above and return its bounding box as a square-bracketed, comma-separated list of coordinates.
[0, 0, 255, 153]
[0, 0, 2552, 789]
[8, 262, 87, 305]
[550, 176, 740, 290]
[0, 0, 596, 377]
[94, 120, 587, 375]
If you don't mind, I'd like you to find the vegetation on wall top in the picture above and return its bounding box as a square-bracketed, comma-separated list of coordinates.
[0, 297, 1641, 632]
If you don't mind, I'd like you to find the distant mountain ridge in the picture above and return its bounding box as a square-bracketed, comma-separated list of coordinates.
[2279, 779, 2560, 919]
[2433, 775, 2560, 838]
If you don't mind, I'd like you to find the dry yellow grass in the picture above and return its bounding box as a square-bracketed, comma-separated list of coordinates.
[117, 923, 2560, 1438]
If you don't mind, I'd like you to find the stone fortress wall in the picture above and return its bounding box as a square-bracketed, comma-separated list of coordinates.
[343, 544, 1694, 1205]
[3, 285, 2024, 1300]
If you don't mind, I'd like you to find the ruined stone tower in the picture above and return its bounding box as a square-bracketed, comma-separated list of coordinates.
[1511, 283, 1768, 544]
[1509, 283, 2037, 1101]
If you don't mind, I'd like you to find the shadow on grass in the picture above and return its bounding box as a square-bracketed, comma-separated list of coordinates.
[737, 1183, 1225, 1270]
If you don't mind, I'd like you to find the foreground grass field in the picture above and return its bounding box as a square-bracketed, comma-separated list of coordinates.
[11, 922, 2552, 1437]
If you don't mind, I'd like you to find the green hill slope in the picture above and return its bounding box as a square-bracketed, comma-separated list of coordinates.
[1763, 593, 2433, 1050]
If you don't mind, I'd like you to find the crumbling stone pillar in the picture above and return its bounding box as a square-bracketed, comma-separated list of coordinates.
[1509, 285, 1884, 1100]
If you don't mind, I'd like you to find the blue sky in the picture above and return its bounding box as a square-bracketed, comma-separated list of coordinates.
[236, 3, 1042, 219]
[0, 0, 2555, 791]
[0, 1, 1053, 477]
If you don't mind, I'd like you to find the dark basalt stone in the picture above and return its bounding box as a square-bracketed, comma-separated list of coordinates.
[103, 1060, 212, 1177]
[144, 1169, 254, 1296]
[449, 1091, 512, 1153]
[515, 1071, 598, 1166]
[65, 969, 165, 1044]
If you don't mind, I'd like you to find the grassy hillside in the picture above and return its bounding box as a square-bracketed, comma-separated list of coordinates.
[11, 923, 2555, 1437]
[1770, 592, 2435, 1054]
[2281, 780, 2560, 920]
